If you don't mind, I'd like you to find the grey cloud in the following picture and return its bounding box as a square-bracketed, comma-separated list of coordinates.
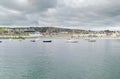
[0, 0, 57, 13]
[0, 0, 120, 30]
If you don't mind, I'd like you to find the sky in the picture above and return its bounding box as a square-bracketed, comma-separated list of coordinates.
[0, 0, 120, 30]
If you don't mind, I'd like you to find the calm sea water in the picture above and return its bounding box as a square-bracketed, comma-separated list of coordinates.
[0, 39, 120, 79]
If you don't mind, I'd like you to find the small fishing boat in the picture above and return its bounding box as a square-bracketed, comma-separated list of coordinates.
[30, 40, 36, 42]
[43, 40, 52, 43]
[0, 41, 2, 43]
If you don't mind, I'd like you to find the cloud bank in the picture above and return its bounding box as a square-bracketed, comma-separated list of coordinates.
[0, 0, 120, 30]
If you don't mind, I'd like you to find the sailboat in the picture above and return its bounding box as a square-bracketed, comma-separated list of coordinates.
[88, 39, 96, 42]
[67, 39, 78, 43]
[88, 34, 96, 42]
[67, 29, 78, 43]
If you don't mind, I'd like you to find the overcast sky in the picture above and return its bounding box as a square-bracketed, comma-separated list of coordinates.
[0, 0, 120, 30]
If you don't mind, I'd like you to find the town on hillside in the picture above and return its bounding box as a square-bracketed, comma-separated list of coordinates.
[0, 27, 120, 39]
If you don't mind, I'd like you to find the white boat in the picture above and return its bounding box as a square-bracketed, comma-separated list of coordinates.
[88, 39, 96, 42]
[88, 33, 96, 42]
[67, 39, 78, 43]
[66, 29, 78, 43]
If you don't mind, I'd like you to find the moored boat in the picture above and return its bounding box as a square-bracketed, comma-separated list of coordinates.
[67, 39, 78, 43]
[30, 40, 36, 42]
[0, 41, 2, 43]
[88, 39, 96, 42]
[43, 40, 52, 43]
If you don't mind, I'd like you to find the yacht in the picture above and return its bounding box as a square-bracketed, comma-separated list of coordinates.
[67, 39, 78, 43]
[66, 29, 78, 43]
[88, 39, 96, 42]
[88, 33, 96, 42]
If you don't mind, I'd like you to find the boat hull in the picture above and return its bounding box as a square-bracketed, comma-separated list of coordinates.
[30, 40, 36, 42]
[88, 39, 96, 42]
[67, 40, 78, 43]
[43, 40, 52, 43]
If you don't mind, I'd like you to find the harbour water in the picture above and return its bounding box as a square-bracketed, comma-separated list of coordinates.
[0, 39, 120, 79]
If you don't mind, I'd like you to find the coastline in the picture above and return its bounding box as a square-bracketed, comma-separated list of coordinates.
[0, 35, 120, 40]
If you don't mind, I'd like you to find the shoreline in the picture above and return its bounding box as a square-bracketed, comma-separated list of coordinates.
[0, 36, 120, 40]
